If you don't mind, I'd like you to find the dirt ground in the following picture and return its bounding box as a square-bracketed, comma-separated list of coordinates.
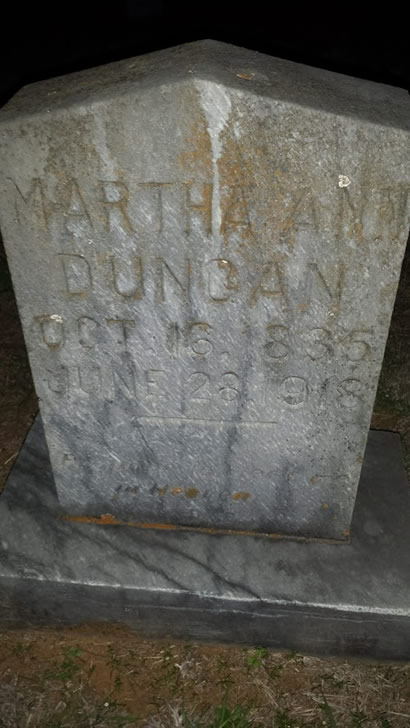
[1, 235, 410, 726]
[2, 625, 410, 728]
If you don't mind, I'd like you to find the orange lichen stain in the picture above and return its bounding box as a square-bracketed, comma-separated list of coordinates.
[236, 72, 254, 80]
[177, 86, 212, 177]
[216, 128, 253, 252]
[100, 513, 119, 523]
[309, 476, 318, 485]
[348, 221, 364, 243]
[232, 492, 250, 501]
[158, 486, 168, 496]
[216, 117, 297, 259]
[184, 487, 199, 499]
[342, 529, 351, 539]
[171, 487, 183, 495]
[63, 513, 125, 526]
[322, 503, 329, 510]
[189, 321, 209, 332]
[139, 522, 177, 530]
[61, 513, 347, 544]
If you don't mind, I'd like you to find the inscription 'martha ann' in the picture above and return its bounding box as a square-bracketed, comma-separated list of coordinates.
[1, 40, 409, 539]
[8, 176, 410, 243]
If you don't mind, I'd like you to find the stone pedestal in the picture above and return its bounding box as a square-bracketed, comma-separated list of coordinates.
[1, 417, 410, 660]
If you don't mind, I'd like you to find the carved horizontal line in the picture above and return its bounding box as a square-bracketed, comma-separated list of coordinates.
[135, 417, 278, 427]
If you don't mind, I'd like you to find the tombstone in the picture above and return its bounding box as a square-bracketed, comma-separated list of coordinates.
[2, 41, 410, 658]
[0, 41, 409, 543]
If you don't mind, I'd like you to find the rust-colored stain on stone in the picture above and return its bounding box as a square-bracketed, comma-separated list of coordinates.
[177, 86, 212, 178]
[236, 72, 254, 80]
[158, 485, 198, 498]
[61, 513, 348, 543]
[232, 491, 250, 501]
[139, 522, 178, 530]
[65, 512, 123, 525]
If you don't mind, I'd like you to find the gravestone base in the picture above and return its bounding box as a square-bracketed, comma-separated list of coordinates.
[1, 417, 410, 660]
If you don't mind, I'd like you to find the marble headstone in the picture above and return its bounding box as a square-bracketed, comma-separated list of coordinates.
[0, 41, 409, 539]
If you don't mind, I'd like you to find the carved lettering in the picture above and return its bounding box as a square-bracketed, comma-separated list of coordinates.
[188, 322, 213, 358]
[303, 328, 333, 361]
[337, 378, 363, 408]
[99, 180, 134, 233]
[59, 254, 92, 296]
[137, 182, 171, 234]
[36, 315, 65, 350]
[106, 319, 136, 347]
[156, 257, 191, 302]
[187, 372, 212, 400]
[110, 255, 144, 298]
[207, 259, 239, 302]
[64, 180, 92, 234]
[218, 371, 240, 401]
[111, 363, 136, 399]
[281, 188, 319, 237]
[308, 262, 345, 313]
[77, 365, 102, 394]
[264, 324, 289, 360]
[250, 261, 287, 307]
[337, 187, 368, 241]
[341, 329, 372, 361]
[16, 176, 410, 246]
[185, 182, 213, 236]
[78, 317, 99, 349]
[166, 322, 182, 359]
[220, 184, 251, 236]
[281, 376, 307, 407]
[145, 369, 167, 398]
[46, 366, 69, 395]
[10, 177, 49, 230]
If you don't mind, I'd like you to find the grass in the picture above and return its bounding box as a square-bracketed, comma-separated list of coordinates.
[182, 703, 255, 728]
[43, 646, 85, 682]
[245, 647, 268, 672]
[1, 628, 410, 727]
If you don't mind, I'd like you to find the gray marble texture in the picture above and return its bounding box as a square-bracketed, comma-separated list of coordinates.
[1, 417, 410, 659]
[0, 40, 410, 538]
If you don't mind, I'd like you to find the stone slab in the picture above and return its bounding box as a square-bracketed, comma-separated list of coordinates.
[0, 41, 410, 538]
[1, 417, 410, 660]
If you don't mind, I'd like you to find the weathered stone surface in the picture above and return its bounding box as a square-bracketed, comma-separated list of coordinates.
[2, 418, 410, 660]
[0, 40, 409, 539]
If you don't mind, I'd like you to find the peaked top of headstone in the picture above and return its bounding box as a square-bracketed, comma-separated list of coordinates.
[1, 39, 409, 131]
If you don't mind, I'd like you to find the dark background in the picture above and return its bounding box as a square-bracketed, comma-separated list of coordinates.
[0, 2, 409, 106]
